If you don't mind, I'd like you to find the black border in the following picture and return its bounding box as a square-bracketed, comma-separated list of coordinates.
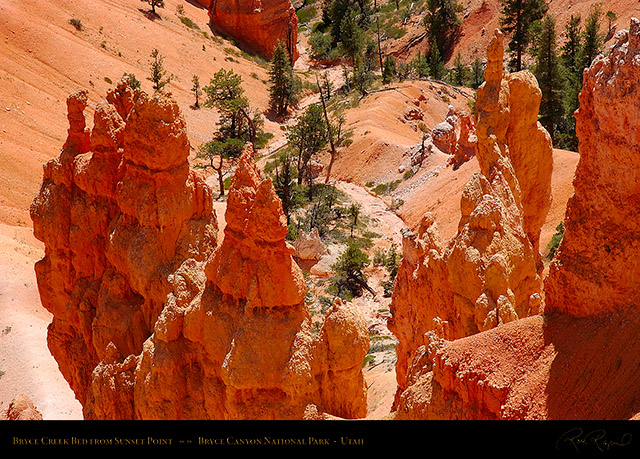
[3, 420, 640, 455]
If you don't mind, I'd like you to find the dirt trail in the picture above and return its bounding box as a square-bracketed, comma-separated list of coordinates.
[334, 180, 406, 247]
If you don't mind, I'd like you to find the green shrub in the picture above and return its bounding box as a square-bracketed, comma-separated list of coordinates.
[329, 243, 370, 300]
[179, 16, 200, 30]
[547, 221, 565, 259]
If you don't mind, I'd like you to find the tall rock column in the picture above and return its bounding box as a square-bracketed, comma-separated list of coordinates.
[389, 29, 552, 410]
[32, 85, 368, 419]
[394, 20, 640, 421]
[545, 20, 640, 316]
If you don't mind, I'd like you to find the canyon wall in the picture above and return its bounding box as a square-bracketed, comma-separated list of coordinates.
[388, 29, 553, 408]
[203, 0, 299, 62]
[30, 79, 367, 419]
[393, 20, 640, 420]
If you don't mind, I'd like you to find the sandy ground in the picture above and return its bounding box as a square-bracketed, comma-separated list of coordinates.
[0, 224, 83, 419]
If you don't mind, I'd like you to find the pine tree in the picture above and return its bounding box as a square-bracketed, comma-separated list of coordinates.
[471, 57, 484, 88]
[560, 14, 582, 151]
[382, 55, 397, 84]
[287, 104, 328, 187]
[428, 37, 445, 80]
[351, 55, 374, 97]
[580, 4, 603, 70]
[268, 41, 301, 117]
[452, 51, 467, 86]
[534, 15, 565, 143]
[410, 51, 430, 79]
[141, 0, 164, 15]
[339, 5, 366, 62]
[147, 49, 172, 92]
[191, 75, 202, 108]
[500, 0, 548, 71]
[202, 69, 261, 197]
[424, 0, 462, 59]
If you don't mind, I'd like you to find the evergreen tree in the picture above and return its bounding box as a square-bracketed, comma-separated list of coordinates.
[191, 75, 202, 108]
[452, 51, 467, 86]
[500, 0, 547, 71]
[534, 15, 565, 143]
[339, 5, 366, 62]
[471, 57, 484, 88]
[428, 37, 446, 80]
[287, 104, 328, 188]
[382, 55, 397, 84]
[330, 242, 371, 299]
[410, 51, 430, 79]
[147, 49, 172, 92]
[325, 0, 372, 49]
[424, 0, 462, 59]
[560, 14, 582, 151]
[141, 0, 164, 15]
[579, 4, 603, 70]
[268, 41, 301, 117]
[202, 69, 261, 197]
[351, 55, 374, 97]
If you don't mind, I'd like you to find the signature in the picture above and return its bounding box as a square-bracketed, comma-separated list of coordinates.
[556, 428, 632, 453]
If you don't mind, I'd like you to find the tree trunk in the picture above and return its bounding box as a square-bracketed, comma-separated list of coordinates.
[215, 155, 225, 198]
[316, 74, 337, 184]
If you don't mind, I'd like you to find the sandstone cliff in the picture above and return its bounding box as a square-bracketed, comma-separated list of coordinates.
[30, 79, 368, 419]
[393, 20, 640, 420]
[203, 0, 299, 62]
[388, 30, 553, 407]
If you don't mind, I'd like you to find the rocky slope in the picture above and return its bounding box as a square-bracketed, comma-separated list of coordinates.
[386, 0, 640, 66]
[30, 80, 369, 420]
[393, 18, 640, 420]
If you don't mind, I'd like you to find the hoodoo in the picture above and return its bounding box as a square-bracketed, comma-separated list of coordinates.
[392, 20, 640, 421]
[389, 29, 553, 412]
[30, 79, 368, 419]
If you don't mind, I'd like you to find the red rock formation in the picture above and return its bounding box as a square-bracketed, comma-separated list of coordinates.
[31, 82, 368, 419]
[204, 0, 299, 62]
[448, 110, 478, 170]
[394, 20, 640, 420]
[3, 394, 43, 420]
[389, 30, 552, 408]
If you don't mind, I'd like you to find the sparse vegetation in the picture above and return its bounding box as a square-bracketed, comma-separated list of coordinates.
[329, 242, 371, 300]
[122, 73, 142, 90]
[547, 221, 565, 259]
[370, 180, 401, 196]
[147, 48, 172, 92]
[69, 18, 83, 31]
[179, 16, 200, 30]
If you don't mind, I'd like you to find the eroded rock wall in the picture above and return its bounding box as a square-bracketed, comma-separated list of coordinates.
[393, 20, 640, 420]
[205, 0, 299, 62]
[389, 30, 552, 408]
[31, 81, 367, 420]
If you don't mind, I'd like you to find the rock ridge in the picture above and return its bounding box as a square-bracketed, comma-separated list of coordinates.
[31, 80, 367, 419]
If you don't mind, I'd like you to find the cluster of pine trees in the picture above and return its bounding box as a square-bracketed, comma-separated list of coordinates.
[501, 1, 607, 151]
